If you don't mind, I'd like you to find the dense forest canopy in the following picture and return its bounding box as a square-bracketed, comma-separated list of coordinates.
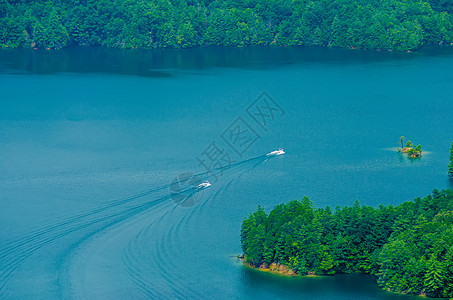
[241, 189, 453, 298]
[1, 0, 453, 51]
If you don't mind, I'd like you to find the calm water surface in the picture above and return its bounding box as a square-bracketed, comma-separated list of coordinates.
[1, 46, 453, 299]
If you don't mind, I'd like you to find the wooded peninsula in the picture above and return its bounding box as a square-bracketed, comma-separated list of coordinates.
[1, 0, 453, 51]
[241, 189, 453, 298]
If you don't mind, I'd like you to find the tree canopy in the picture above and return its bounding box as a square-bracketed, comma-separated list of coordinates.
[241, 189, 453, 297]
[1, 0, 453, 51]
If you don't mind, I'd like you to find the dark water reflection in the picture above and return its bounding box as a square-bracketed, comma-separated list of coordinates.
[241, 267, 420, 300]
[2, 46, 453, 76]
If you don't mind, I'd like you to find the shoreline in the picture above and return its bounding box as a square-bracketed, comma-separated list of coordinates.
[241, 259, 318, 278]
[397, 146, 422, 158]
[240, 257, 430, 298]
[2, 44, 453, 53]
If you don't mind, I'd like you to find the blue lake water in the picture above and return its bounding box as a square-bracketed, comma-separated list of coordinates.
[1, 46, 453, 299]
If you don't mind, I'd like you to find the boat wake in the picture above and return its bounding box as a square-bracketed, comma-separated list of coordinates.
[0, 151, 279, 298]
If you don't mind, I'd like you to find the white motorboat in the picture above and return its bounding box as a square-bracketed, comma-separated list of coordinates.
[196, 181, 211, 189]
[266, 148, 285, 156]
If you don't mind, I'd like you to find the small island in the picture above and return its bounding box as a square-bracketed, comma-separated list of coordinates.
[397, 136, 422, 158]
[241, 189, 453, 298]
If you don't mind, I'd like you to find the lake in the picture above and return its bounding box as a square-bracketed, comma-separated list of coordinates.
[1, 46, 452, 299]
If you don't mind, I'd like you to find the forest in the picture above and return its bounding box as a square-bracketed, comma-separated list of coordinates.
[241, 189, 453, 298]
[1, 0, 453, 51]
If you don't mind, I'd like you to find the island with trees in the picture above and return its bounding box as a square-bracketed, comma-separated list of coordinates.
[398, 136, 422, 158]
[1, 0, 453, 51]
[241, 189, 453, 298]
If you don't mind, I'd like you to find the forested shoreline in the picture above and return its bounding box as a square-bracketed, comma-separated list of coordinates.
[241, 189, 453, 298]
[1, 0, 453, 51]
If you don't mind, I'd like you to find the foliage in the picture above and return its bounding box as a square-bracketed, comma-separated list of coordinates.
[400, 136, 406, 150]
[241, 189, 453, 297]
[407, 145, 422, 157]
[1, 0, 453, 50]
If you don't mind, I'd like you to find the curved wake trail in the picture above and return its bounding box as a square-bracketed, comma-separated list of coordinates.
[0, 152, 274, 298]
[121, 187, 225, 299]
[59, 199, 175, 299]
[0, 182, 200, 295]
[122, 156, 269, 298]
[0, 154, 261, 255]
[0, 184, 174, 257]
[0, 194, 170, 296]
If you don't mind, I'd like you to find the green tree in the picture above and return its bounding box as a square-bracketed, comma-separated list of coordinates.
[246, 223, 266, 265]
[318, 249, 335, 274]
[33, 7, 69, 49]
[241, 190, 453, 297]
[424, 254, 444, 297]
[400, 136, 405, 150]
